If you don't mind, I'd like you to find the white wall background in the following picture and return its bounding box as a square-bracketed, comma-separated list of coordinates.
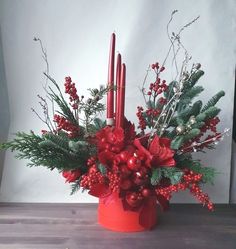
[0, 0, 235, 203]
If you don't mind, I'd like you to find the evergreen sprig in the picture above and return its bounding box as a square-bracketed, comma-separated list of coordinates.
[202, 91, 225, 112]
[0, 131, 90, 171]
[176, 154, 216, 184]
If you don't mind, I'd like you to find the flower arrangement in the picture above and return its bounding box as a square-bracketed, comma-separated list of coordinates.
[0, 12, 228, 232]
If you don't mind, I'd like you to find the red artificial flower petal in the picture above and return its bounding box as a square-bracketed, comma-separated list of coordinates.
[149, 135, 160, 155]
[159, 137, 171, 147]
[89, 183, 111, 198]
[113, 127, 125, 144]
[134, 134, 175, 168]
[159, 158, 176, 167]
[62, 169, 81, 183]
[98, 151, 115, 166]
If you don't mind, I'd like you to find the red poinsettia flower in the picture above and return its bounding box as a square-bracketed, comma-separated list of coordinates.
[62, 169, 81, 183]
[134, 134, 175, 167]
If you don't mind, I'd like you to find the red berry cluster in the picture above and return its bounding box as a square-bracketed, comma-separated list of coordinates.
[64, 76, 79, 109]
[145, 108, 161, 117]
[107, 172, 121, 192]
[136, 62, 169, 132]
[190, 183, 214, 211]
[156, 170, 214, 211]
[159, 97, 167, 105]
[136, 106, 147, 130]
[151, 62, 165, 72]
[87, 156, 97, 167]
[54, 114, 80, 138]
[147, 79, 168, 96]
[201, 117, 220, 133]
[80, 169, 105, 189]
[156, 182, 186, 200]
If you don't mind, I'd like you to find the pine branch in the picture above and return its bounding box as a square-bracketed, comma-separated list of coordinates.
[0, 132, 89, 171]
[202, 90, 225, 112]
[70, 179, 81, 195]
[171, 128, 200, 150]
[183, 70, 204, 90]
[176, 157, 216, 184]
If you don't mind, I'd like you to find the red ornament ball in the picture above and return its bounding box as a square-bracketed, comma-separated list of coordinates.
[120, 164, 132, 178]
[120, 179, 132, 190]
[127, 156, 141, 171]
[119, 151, 130, 162]
[126, 192, 143, 207]
[142, 188, 151, 197]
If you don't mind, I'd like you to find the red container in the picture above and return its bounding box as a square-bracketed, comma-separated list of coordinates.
[98, 193, 158, 232]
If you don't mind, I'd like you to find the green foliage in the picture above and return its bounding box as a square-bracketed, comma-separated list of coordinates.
[0, 131, 90, 171]
[45, 73, 78, 126]
[176, 155, 216, 184]
[171, 136, 184, 150]
[161, 168, 184, 185]
[183, 128, 201, 141]
[70, 179, 81, 195]
[195, 113, 206, 122]
[178, 86, 204, 109]
[171, 128, 200, 150]
[151, 167, 184, 186]
[202, 90, 225, 112]
[191, 121, 205, 129]
[176, 100, 203, 121]
[93, 118, 106, 130]
[68, 140, 89, 153]
[202, 106, 221, 120]
[151, 168, 162, 185]
[164, 80, 177, 100]
[98, 163, 107, 175]
[183, 70, 204, 90]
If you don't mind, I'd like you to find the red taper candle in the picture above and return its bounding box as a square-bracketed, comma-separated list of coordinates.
[106, 33, 116, 126]
[115, 53, 121, 127]
[117, 63, 126, 128]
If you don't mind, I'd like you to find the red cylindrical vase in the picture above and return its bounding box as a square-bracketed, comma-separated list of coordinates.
[98, 193, 158, 232]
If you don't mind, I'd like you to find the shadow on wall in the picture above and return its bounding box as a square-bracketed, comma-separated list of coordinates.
[230, 69, 236, 203]
[0, 25, 10, 187]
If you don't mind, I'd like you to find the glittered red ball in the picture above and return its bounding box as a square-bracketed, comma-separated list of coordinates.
[127, 156, 141, 171]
